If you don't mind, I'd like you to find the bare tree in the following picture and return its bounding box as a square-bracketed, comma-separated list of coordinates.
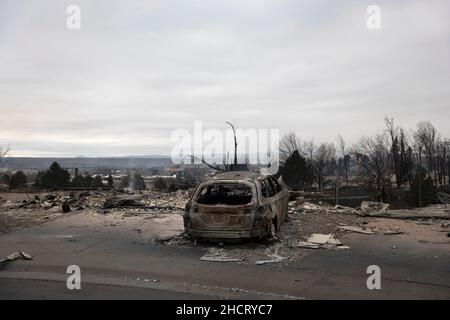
[435, 137, 449, 186]
[279, 132, 302, 164]
[385, 117, 414, 187]
[414, 121, 438, 185]
[306, 140, 336, 192]
[336, 134, 350, 186]
[398, 128, 414, 184]
[385, 116, 401, 187]
[353, 133, 392, 201]
[303, 139, 315, 164]
[0, 145, 10, 168]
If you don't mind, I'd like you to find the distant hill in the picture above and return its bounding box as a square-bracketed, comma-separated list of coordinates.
[2, 157, 174, 170]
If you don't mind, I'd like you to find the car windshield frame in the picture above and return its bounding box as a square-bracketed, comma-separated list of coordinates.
[194, 181, 255, 206]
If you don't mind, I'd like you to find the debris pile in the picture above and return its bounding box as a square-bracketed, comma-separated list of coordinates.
[103, 197, 144, 209]
[142, 190, 189, 211]
[0, 190, 190, 214]
[102, 190, 189, 213]
[289, 200, 358, 215]
[1, 193, 89, 212]
[359, 204, 450, 220]
[360, 201, 390, 212]
[437, 192, 450, 205]
[197, 243, 290, 265]
[287, 198, 450, 222]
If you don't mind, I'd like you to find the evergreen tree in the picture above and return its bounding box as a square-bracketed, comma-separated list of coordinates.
[9, 171, 28, 188]
[154, 177, 168, 191]
[36, 162, 70, 189]
[281, 150, 313, 189]
[0, 174, 10, 185]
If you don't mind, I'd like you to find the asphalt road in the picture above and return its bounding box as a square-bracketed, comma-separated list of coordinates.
[0, 211, 449, 299]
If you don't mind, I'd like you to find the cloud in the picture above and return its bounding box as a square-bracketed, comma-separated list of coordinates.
[0, 0, 449, 156]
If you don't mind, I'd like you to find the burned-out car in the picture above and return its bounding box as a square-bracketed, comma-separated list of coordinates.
[183, 171, 289, 240]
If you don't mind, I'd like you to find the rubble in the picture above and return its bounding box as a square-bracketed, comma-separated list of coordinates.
[1, 193, 88, 212]
[360, 201, 390, 212]
[62, 201, 71, 213]
[3, 187, 447, 268]
[360, 204, 450, 220]
[102, 190, 189, 212]
[103, 197, 144, 209]
[288, 199, 358, 215]
[437, 192, 450, 204]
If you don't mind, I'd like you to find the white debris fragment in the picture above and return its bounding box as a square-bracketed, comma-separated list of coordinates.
[335, 245, 350, 250]
[326, 237, 342, 245]
[299, 234, 349, 250]
[307, 233, 333, 244]
[0, 251, 33, 264]
[200, 248, 244, 262]
[338, 226, 375, 234]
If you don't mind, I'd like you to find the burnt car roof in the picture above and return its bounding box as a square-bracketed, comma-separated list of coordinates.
[208, 171, 265, 182]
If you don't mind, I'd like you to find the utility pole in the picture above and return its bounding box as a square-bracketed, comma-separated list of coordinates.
[335, 172, 340, 206]
[418, 146, 422, 207]
[443, 142, 447, 186]
[443, 140, 449, 186]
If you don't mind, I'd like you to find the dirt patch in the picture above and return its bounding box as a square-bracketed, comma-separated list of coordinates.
[0, 207, 66, 233]
[367, 218, 450, 244]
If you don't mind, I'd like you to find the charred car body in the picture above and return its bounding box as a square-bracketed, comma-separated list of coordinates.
[183, 171, 289, 240]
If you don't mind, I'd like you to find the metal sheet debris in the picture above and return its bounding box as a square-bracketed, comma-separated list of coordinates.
[299, 234, 349, 250]
[0, 250, 33, 265]
[338, 226, 375, 234]
[307, 233, 333, 244]
[200, 248, 244, 263]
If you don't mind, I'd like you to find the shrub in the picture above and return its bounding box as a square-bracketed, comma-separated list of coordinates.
[9, 171, 28, 188]
[154, 177, 168, 191]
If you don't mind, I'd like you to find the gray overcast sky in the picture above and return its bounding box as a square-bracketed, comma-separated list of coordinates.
[1, 0, 449, 157]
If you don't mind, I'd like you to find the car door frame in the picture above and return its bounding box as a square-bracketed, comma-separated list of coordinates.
[267, 176, 289, 228]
